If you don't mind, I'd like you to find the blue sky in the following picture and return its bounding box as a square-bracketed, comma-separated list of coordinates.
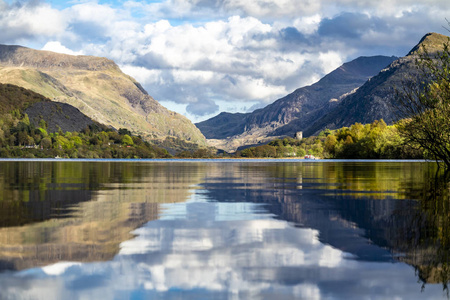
[1, 0, 450, 122]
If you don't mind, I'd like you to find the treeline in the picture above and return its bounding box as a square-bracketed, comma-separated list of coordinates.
[0, 111, 171, 158]
[0, 110, 426, 160]
[235, 120, 424, 159]
[153, 136, 217, 158]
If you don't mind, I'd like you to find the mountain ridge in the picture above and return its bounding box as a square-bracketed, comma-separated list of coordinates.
[196, 32, 449, 152]
[196, 55, 398, 152]
[304, 32, 450, 136]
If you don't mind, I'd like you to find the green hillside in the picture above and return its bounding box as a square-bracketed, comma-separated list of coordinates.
[0, 83, 172, 158]
[0, 83, 49, 114]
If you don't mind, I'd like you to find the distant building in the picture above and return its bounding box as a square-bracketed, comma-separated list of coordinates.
[295, 131, 303, 140]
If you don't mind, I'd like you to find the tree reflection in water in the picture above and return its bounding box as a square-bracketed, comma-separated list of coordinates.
[199, 161, 450, 293]
[403, 171, 450, 293]
[0, 160, 448, 299]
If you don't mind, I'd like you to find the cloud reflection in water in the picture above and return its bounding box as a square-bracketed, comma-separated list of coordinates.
[0, 200, 445, 300]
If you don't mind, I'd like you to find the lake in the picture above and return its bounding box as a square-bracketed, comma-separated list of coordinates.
[0, 159, 448, 299]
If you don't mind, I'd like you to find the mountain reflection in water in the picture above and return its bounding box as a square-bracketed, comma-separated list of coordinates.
[0, 160, 448, 299]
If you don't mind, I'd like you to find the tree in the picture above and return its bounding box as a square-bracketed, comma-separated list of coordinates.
[41, 137, 52, 149]
[122, 134, 134, 146]
[395, 34, 450, 168]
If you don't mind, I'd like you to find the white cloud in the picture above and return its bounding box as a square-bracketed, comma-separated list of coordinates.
[1, 0, 450, 121]
[42, 262, 81, 276]
[0, 199, 446, 299]
[222, 75, 288, 101]
[292, 14, 322, 34]
[113, 16, 320, 119]
[319, 51, 344, 74]
[0, 1, 67, 43]
[41, 41, 83, 55]
[223, 0, 322, 18]
[120, 65, 165, 86]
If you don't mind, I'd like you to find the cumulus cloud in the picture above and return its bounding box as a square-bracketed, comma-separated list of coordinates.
[0, 0, 449, 121]
[0, 200, 446, 299]
[186, 98, 219, 116]
[318, 13, 384, 39]
[114, 16, 324, 119]
[127, 0, 450, 22]
[0, 0, 67, 44]
[41, 41, 83, 55]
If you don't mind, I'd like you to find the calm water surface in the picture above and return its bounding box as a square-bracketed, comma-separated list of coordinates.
[0, 159, 448, 299]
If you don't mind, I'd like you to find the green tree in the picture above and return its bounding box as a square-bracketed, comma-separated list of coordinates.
[40, 137, 52, 149]
[122, 134, 134, 146]
[21, 114, 30, 126]
[324, 135, 337, 156]
[54, 135, 72, 150]
[296, 148, 306, 157]
[39, 119, 47, 130]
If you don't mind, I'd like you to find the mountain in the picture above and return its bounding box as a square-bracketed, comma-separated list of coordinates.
[304, 32, 450, 136]
[196, 55, 397, 152]
[0, 83, 97, 133]
[0, 45, 206, 145]
[25, 102, 99, 134]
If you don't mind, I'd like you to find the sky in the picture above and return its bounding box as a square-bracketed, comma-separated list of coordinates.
[0, 0, 449, 123]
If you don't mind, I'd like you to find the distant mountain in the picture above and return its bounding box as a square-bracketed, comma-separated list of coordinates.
[304, 32, 450, 136]
[196, 55, 397, 152]
[0, 45, 206, 145]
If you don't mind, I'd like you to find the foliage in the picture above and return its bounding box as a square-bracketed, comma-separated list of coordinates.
[235, 119, 423, 159]
[395, 34, 450, 168]
[0, 110, 172, 158]
[153, 136, 217, 158]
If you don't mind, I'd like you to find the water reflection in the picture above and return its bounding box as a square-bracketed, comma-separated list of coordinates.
[0, 161, 205, 270]
[0, 201, 444, 299]
[398, 172, 450, 288]
[0, 160, 448, 299]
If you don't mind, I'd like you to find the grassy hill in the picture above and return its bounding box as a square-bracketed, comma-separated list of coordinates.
[0, 45, 206, 146]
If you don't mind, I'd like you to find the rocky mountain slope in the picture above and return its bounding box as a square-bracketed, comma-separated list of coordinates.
[304, 32, 449, 136]
[0, 45, 206, 145]
[25, 102, 98, 134]
[0, 83, 97, 133]
[196, 55, 397, 152]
